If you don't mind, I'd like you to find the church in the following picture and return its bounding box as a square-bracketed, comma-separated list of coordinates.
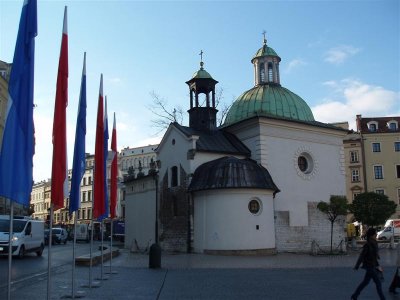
[125, 37, 348, 254]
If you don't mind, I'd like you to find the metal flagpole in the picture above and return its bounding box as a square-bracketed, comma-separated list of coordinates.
[72, 214, 77, 298]
[7, 201, 14, 300]
[81, 180, 99, 289]
[47, 204, 54, 300]
[105, 218, 117, 275]
[62, 213, 85, 299]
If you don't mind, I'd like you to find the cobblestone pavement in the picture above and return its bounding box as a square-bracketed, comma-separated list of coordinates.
[3, 248, 400, 300]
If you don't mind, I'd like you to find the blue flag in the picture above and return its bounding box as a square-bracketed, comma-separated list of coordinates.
[69, 53, 86, 214]
[0, 0, 37, 206]
[101, 96, 109, 220]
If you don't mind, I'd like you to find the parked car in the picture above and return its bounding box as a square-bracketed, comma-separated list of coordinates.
[51, 228, 68, 244]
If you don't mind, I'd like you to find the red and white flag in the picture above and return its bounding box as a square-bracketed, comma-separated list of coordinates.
[51, 6, 68, 210]
[110, 113, 117, 218]
[93, 74, 105, 219]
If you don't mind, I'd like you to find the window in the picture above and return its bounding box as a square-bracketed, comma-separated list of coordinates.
[368, 123, 377, 132]
[350, 151, 359, 163]
[351, 169, 360, 182]
[248, 199, 262, 215]
[375, 189, 384, 195]
[171, 166, 178, 187]
[388, 121, 398, 131]
[82, 192, 86, 202]
[395, 142, 400, 152]
[372, 143, 381, 152]
[82, 209, 86, 219]
[298, 156, 308, 172]
[268, 62, 273, 82]
[83, 177, 86, 186]
[88, 176, 92, 185]
[374, 165, 383, 179]
[88, 190, 92, 202]
[397, 165, 400, 179]
[398, 189, 400, 205]
[259, 63, 265, 82]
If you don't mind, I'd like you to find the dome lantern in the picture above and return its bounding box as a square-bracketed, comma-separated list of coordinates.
[251, 32, 281, 86]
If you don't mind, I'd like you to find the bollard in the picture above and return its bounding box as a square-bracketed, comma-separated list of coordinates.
[149, 243, 161, 269]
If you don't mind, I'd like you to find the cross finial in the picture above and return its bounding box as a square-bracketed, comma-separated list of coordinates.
[199, 50, 204, 69]
[262, 30, 267, 45]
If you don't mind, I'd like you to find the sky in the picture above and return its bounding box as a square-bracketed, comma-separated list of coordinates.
[0, 0, 399, 183]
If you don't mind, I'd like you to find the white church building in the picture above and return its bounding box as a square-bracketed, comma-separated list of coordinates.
[125, 37, 348, 254]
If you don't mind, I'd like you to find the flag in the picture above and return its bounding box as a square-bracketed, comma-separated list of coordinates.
[93, 74, 105, 219]
[51, 7, 68, 210]
[69, 53, 86, 214]
[110, 113, 117, 218]
[103, 97, 109, 219]
[0, 0, 37, 206]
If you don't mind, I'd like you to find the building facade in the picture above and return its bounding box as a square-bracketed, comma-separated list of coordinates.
[355, 115, 400, 213]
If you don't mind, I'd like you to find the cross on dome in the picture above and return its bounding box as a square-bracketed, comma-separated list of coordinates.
[199, 50, 204, 69]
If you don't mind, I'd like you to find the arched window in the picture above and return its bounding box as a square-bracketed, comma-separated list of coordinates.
[268, 62, 273, 82]
[171, 166, 178, 187]
[259, 63, 265, 83]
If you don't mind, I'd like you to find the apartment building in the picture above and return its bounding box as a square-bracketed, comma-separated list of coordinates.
[354, 115, 400, 214]
[343, 132, 365, 203]
[119, 144, 158, 178]
[31, 180, 51, 220]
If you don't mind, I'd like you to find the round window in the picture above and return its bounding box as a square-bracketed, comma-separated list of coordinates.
[248, 199, 261, 215]
[297, 153, 313, 174]
[298, 156, 308, 172]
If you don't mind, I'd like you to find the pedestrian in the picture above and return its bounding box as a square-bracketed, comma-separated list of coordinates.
[388, 240, 400, 294]
[351, 227, 385, 300]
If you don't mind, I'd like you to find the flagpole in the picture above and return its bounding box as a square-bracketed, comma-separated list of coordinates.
[72, 214, 77, 298]
[7, 201, 14, 300]
[47, 204, 54, 300]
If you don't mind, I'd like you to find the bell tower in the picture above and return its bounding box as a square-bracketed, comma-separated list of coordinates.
[186, 51, 218, 131]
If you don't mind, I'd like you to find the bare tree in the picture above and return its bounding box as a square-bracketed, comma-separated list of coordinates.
[148, 87, 234, 133]
[147, 91, 184, 135]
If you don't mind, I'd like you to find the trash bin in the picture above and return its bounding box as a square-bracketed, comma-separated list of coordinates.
[149, 243, 161, 269]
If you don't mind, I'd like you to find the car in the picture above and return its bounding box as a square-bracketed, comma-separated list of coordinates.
[50, 228, 68, 244]
[44, 229, 57, 245]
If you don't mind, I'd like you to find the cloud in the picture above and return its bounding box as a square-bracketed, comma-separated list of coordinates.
[312, 79, 400, 130]
[324, 45, 361, 64]
[285, 59, 307, 73]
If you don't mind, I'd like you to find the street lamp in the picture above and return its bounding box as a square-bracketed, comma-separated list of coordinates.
[148, 159, 161, 268]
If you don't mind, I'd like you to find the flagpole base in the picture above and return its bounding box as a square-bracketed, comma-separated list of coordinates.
[60, 290, 86, 299]
[80, 281, 100, 289]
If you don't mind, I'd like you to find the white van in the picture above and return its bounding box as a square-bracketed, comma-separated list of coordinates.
[0, 215, 45, 258]
[377, 219, 400, 240]
[75, 223, 89, 242]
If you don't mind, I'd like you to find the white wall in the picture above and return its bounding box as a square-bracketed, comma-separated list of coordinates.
[124, 177, 156, 251]
[230, 119, 346, 227]
[193, 189, 276, 252]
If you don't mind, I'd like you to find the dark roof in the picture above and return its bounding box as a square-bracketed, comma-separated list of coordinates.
[358, 116, 400, 134]
[173, 123, 251, 156]
[188, 156, 280, 194]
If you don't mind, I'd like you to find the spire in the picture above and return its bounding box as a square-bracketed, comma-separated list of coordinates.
[262, 30, 267, 46]
[199, 50, 204, 70]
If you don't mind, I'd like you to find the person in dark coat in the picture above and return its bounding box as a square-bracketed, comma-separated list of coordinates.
[388, 240, 400, 294]
[351, 227, 385, 300]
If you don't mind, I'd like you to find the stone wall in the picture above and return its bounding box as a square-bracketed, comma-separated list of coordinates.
[275, 202, 346, 253]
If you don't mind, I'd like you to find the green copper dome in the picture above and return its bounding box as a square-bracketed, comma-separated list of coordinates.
[224, 84, 315, 126]
[251, 45, 281, 63]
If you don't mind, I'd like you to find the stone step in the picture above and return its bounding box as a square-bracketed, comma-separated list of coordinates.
[75, 247, 120, 266]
